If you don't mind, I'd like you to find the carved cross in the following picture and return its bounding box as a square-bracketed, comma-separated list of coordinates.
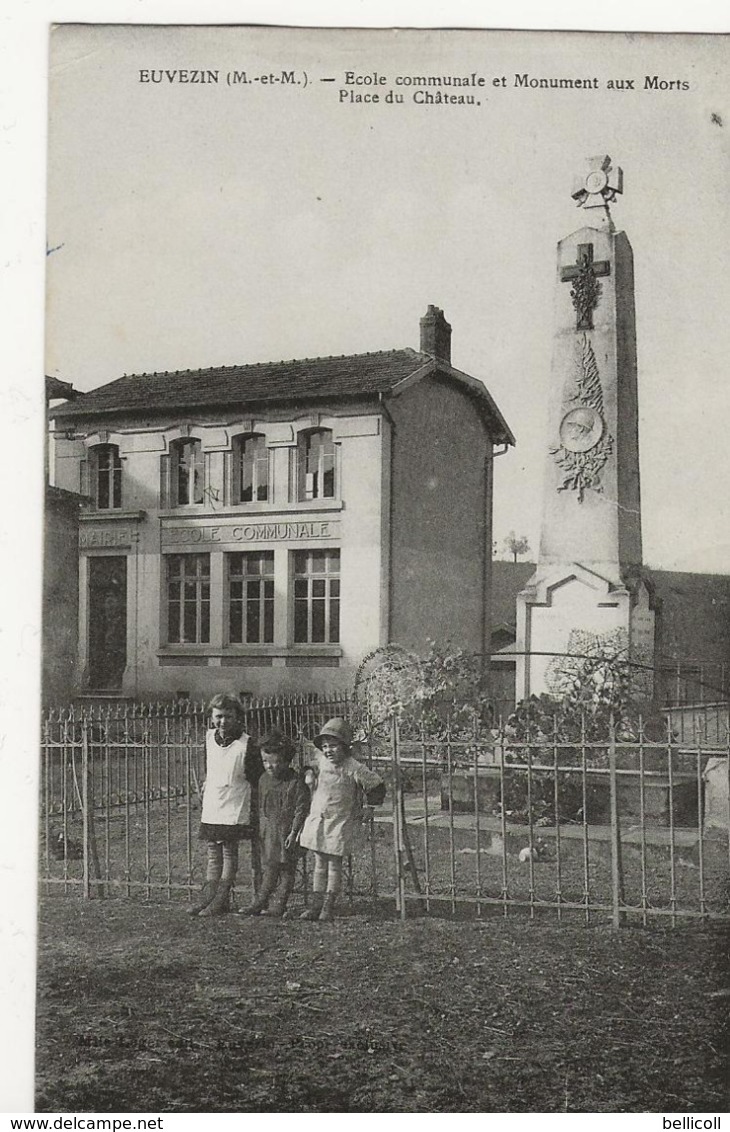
[560, 243, 610, 330]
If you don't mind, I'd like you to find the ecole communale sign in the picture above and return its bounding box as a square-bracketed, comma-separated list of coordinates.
[161, 520, 340, 546]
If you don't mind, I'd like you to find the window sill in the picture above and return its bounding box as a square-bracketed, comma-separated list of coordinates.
[157, 644, 343, 658]
[80, 509, 146, 522]
[158, 499, 343, 519]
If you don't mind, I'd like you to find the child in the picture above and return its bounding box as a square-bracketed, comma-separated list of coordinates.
[187, 693, 263, 916]
[239, 728, 310, 918]
[298, 717, 385, 923]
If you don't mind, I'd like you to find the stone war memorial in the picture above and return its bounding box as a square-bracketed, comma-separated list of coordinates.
[515, 155, 654, 704]
[448, 156, 726, 834]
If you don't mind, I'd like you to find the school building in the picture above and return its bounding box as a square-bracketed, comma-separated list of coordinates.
[48, 307, 514, 701]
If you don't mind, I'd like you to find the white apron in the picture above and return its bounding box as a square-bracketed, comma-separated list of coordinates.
[201, 731, 252, 827]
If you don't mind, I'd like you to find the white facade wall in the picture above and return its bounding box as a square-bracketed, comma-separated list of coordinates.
[53, 406, 387, 699]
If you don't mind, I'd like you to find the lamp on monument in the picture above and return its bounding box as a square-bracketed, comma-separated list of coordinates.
[571, 155, 624, 209]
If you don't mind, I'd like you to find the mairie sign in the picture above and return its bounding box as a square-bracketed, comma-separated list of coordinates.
[80, 527, 136, 548]
[162, 520, 340, 546]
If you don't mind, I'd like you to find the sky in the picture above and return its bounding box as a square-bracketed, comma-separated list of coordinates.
[2, 3, 729, 1116]
[44, 24, 730, 574]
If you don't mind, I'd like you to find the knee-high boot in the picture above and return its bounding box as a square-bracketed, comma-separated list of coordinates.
[268, 867, 296, 917]
[318, 892, 338, 923]
[299, 890, 325, 921]
[187, 879, 219, 915]
[199, 879, 233, 916]
[238, 866, 279, 915]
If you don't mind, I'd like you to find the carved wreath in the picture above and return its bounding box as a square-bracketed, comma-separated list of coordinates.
[570, 256, 602, 331]
[550, 334, 614, 502]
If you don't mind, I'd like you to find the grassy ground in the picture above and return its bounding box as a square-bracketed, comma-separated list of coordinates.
[35, 894, 730, 1113]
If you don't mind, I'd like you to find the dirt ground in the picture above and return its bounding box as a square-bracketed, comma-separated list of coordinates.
[35, 895, 730, 1114]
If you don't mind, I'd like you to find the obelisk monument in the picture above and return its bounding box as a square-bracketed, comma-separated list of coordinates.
[515, 156, 656, 701]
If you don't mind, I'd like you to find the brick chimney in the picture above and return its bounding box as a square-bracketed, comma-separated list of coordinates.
[419, 305, 452, 365]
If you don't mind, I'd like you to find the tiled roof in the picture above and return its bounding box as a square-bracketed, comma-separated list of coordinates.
[45, 484, 86, 508]
[491, 561, 536, 629]
[51, 349, 422, 417]
[46, 374, 77, 401]
[49, 348, 514, 443]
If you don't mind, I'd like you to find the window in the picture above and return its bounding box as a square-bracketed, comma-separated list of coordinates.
[171, 438, 204, 505]
[233, 434, 269, 503]
[293, 549, 340, 644]
[228, 552, 274, 644]
[166, 554, 210, 643]
[298, 429, 336, 500]
[86, 444, 122, 509]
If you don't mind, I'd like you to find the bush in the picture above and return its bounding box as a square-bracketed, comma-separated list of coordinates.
[353, 636, 669, 824]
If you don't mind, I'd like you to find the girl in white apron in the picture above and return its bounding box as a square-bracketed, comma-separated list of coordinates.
[188, 693, 263, 916]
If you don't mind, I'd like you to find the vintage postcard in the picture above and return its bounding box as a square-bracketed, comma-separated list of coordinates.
[23, 17, 730, 1117]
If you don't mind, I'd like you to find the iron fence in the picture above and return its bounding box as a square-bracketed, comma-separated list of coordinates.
[664, 701, 729, 750]
[39, 693, 352, 901]
[387, 712, 730, 926]
[39, 696, 730, 926]
[658, 658, 729, 708]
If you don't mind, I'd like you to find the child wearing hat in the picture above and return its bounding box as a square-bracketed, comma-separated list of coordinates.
[298, 717, 385, 923]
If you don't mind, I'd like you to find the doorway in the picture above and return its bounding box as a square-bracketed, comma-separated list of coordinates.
[88, 556, 127, 689]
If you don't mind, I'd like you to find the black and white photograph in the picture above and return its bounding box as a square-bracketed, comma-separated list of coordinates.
[3, 5, 730, 1118]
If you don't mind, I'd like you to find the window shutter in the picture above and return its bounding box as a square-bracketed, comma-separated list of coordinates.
[223, 450, 232, 506]
[202, 451, 211, 505]
[116, 455, 124, 510]
[160, 454, 171, 509]
[79, 458, 89, 500]
[289, 446, 297, 503]
[265, 447, 273, 501]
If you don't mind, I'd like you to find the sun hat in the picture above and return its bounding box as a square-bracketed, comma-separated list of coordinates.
[314, 718, 353, 750]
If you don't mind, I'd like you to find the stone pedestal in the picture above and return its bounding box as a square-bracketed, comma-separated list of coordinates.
[515, 564, 655, 701]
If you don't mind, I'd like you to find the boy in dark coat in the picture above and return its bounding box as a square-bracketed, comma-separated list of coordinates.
[238, 729, 310, 918]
